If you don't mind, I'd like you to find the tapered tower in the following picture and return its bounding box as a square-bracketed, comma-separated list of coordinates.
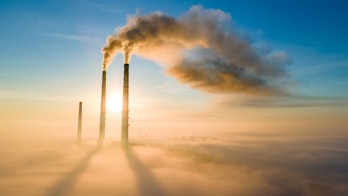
[77, 101, 82, 144]
[99, 70, 107, 145]
[121, 63, 129, 147]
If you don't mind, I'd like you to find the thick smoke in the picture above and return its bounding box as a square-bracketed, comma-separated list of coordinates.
[102, 5, 291, 94]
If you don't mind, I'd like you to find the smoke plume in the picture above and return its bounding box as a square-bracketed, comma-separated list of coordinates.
[102, 5, 291, 94]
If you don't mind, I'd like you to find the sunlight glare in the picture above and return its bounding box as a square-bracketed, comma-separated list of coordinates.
[107, 93, 122, 113]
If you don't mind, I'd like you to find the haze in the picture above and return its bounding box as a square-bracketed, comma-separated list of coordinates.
[1, 1, 348, 195]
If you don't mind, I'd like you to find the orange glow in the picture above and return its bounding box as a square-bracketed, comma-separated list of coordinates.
[107, 92, 122, 113]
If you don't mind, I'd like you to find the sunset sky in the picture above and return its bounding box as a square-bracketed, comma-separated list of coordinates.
[1, 0, 347, 138]
[0, 1, 348, 195]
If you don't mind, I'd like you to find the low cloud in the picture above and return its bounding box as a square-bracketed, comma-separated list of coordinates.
[1, 134, 347, 195]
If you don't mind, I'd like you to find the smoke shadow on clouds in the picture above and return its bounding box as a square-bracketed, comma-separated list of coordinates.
[123, 145, 165, 196]
[45, 146, 99, 196]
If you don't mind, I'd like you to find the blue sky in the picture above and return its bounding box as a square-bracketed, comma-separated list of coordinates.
[1, 0, 348, 136]
[1, 2, 348, 195]
[1, 0, 347, 100]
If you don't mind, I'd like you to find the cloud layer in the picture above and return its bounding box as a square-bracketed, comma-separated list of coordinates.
[1, 135, 347, 195]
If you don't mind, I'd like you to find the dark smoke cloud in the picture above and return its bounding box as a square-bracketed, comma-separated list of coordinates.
[102, 5, 291, 94]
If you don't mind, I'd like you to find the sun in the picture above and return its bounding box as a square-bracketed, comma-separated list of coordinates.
[107, 93, 122, 113]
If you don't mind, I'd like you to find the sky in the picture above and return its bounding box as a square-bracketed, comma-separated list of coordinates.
[0, 0, 348, 195]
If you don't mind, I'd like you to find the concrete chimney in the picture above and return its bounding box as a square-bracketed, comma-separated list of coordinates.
[121, 64, 129, 147]
[77, 101, 82, 144]
[99, 70, 107, 145]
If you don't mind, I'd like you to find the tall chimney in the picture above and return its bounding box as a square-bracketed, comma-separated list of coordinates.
[121, 64, 129, 147]
[99, 70, 107, 144]
[77, 101, 82, 144]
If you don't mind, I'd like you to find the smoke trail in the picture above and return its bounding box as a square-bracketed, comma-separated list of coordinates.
[102, 5, 291, 93]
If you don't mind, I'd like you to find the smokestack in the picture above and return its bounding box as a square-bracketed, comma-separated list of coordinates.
[121, 63, 129, 147]
[77, 101, 82, 144]
[99, 70, 107, 145]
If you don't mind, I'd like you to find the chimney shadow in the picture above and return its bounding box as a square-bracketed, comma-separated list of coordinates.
[123, 145, 165, 196]
[45, 146, 99, 196]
